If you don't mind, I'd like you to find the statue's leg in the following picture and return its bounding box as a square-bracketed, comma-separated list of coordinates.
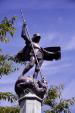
[33, 59, 43, 79]
[22, 56, 35, 76]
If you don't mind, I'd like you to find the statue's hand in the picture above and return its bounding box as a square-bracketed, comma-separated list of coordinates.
[23, 20, 26, 26]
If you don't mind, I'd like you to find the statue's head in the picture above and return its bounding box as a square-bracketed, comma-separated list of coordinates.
[32, 33, 41, 43]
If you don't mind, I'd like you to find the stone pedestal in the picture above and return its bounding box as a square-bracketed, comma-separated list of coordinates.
[15, 76, 48, 113]
[19, 93, 42, 113]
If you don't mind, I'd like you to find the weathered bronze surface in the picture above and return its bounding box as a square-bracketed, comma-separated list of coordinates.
[15, 21, 61, 99]
[15, 76, 48, 99]
[15, 23, 61, 79]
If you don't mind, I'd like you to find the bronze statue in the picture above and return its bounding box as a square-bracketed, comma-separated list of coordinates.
[15, 76, 48, 99]
[21, 23, 44, 79]
[15, 22, 61, 79]
[15, 10, 61, 99]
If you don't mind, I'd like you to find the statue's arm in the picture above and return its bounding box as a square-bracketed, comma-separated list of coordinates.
[21, 23, 31, 43]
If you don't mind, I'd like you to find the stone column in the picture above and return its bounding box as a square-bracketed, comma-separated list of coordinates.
[19, 93, 42, 113]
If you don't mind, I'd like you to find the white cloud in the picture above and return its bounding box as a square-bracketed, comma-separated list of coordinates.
[64, 36, 75, 50]
[45, 32, 59, 41]
[63, 80, 75, 98]
[41, 32, 62, 47]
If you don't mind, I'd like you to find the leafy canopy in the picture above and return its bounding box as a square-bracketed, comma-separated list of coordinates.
[44, 85, 75, 113]
[0, 16, 17, 42]
[0, 16, 17, 77]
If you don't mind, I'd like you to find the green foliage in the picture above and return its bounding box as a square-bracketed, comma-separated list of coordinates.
[44, 85, 75, 113]
[0, 16, 17, 77]
[0, 54, 18, 77]
[0, 59, 12, 76]
[0, 16, 17, 42]
[0, 92, 17, 103]
[0, 16, 19, 113]
[0, 107, 19, 113]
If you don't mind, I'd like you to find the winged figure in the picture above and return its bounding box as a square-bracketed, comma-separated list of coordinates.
[15, 22, 61, 79]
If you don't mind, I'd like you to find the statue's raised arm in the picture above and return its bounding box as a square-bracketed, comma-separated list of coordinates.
[21, 22, 31, 44]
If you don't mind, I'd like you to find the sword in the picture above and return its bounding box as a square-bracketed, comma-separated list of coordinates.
[20, 9, 26, 23]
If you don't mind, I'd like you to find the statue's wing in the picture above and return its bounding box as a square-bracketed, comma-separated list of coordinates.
[43, 46, 61, 61]
[15, 46, 30, 62]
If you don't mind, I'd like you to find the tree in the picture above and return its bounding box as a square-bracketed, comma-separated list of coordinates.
[0, 16, 19, 113]
[0, 16, 17, 77]
[0, 107, 19, 113]
[44, 85, 75, 113]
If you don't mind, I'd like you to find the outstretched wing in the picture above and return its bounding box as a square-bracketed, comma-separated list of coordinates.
[43, 46, 61, 61]
[15, 46, 30, 62]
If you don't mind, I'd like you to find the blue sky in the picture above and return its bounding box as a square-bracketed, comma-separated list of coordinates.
[0, 0, 75, 112]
